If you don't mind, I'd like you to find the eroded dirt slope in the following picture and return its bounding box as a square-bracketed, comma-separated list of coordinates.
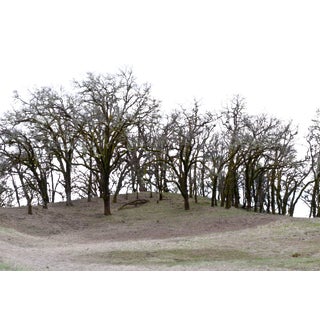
[0, 194, 291, 270]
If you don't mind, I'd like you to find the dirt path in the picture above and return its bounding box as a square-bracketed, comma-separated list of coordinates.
[0, 196, 286, 270]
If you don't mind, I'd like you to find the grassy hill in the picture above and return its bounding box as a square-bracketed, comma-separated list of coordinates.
[0, 192, 319, 270]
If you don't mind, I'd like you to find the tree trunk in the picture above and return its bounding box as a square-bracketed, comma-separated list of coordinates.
[270, 169, 276, 214]
[65, 162, 73, 206]
[193, 164, 198, 204]
[317, 187, 320, 217]
[11, 175, 21, 207]
[224, 171, 234, 209]
[137, 171, 147, 192]
[104, 193, 111, 215]
[17, 170, 33, 214]
[234, 179, 240, 208]
[200, 162, 206, 197]
[101, 169, 112, 215]
[211, 176, 218, 207]
[183, 195, 190, 210]
[281, 190, 290, 215]
[220, 186, 226, 208]
[255, 173, 265, 213]
[50, 170, 56, 203]
[244, 164, 252, 210]
[276, 172, 282, 215]
[65, 183, 73, 206]
[188, 171, 193, 199]
[180, 177, 190, 210]
[112, 169, 127, 203]
[223, 156, 237, 210]
[38, 174, 49, 209]
[87, 157, 93, 202]
[27, 202, 33, 215]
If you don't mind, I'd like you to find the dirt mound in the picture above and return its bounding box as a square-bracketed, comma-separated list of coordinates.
[0, 194, 307, 271]
[0, 195, 281, 242]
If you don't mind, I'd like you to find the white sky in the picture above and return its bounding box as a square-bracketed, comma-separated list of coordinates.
[1, 0, 320, 138]
[1, 0, 320, 297]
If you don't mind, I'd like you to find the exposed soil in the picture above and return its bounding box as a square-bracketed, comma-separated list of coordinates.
[0, 194, 291, 270]
[0, 196, 280, 242]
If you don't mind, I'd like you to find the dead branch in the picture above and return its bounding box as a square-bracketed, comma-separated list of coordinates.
[118, 198, 149, 210]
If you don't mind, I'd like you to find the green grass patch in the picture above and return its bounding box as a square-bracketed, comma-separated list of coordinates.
[246, 256, 320, 271]
[79, 248, 253, 267]
[78, 246, 320, 270]
[0, 262, 19, 271]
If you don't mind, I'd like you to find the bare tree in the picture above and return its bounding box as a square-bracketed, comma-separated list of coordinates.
[306, 109, 320, 217]
[13, 87, 79, 206]
[75, 69, 159, 215]
[219, 96, 246, 209]
[0, 122, 50, 211]
[162, 103, 214, 210]
[204, 132, 230, 207]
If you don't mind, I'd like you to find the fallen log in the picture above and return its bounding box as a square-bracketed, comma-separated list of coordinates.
[118, 199, 149, 210]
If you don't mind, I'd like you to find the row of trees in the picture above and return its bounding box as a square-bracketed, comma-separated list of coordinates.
[0, 69, 319, 217]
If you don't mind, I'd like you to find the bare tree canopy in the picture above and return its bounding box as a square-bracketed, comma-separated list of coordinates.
[0, 72, 316, 218]
[74, 69, 159, 215]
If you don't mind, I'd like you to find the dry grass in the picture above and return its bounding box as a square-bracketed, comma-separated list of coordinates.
[0, 192, 319, 270]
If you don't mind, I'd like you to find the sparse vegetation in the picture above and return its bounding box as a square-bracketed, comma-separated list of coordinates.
[0, 193, 319, 271]
[1, 70, 320, 270]
[0, 262, 18, 271]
